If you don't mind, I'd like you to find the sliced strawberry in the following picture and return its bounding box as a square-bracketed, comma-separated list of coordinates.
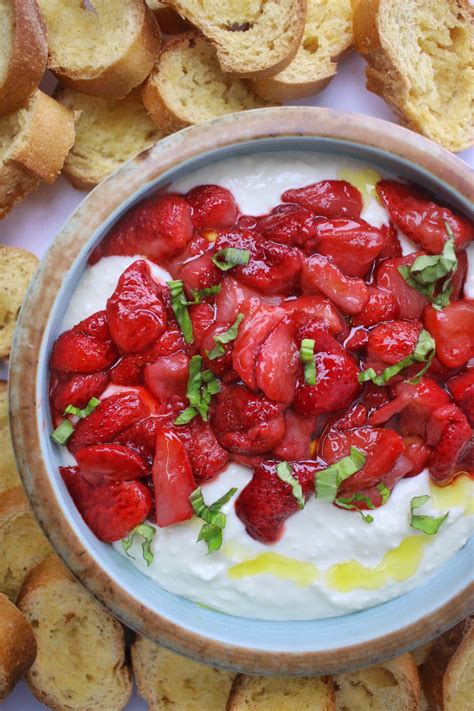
[447, 368, 474, 425]
[424, 300, 474, 369]
[402, 435, 432, 477]
[344, 327, 369, 351]
[76, 444, 149, 485]
[397, 378, 451, 437]
[273, 409, 318, 460]
[426, 404, 472, 484]
[187, 184, 238, 228]
[50, 311, 118, 374]
[213, 276, 282, 327]
[255, 204, 321, 249]
[169, 234, 221, 291]
[115, 416, 161, 463]
[337, 455, 412, 509]
[282, 295, 347, 336]
[375, 253, 430, 320]
[110, 328, 186, 385]
[301, 254, 369, 315]
[351, 287, 400, 327]
[52, 371, 109, 412]
[175, 418, 229, 481]
[326, 402, 368, 432]
[366, 320, 422, 365]
[282, 180, 363, 219]
[255, 316, 299, 403]
[190, 301, 216, 345]
[152, 427, 195, 527]
[144, 352, 189, 408]
[378, 222, 402, 259]
[313, 218, 385, 276]
[90, 193, 194, 265]
[363, 383, 392, 415]
[376, 180, 473, 254]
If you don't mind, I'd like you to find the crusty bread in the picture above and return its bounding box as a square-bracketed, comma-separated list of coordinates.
[165, 0, 307, 78]
[333, 653, 420, 711]
[353, 0, 474, 152]
[37, 0, 161, 99]
[443, 619, 474, 711]
[0, 0, 47, 116]
[412, 642, 434, 667]
[227, 675, 335, 710]
[55, 87, 164, 189]
[0, 246, 39, 359]
[0, 592, 37, 702]
[143, 32, 269, 133]
[0, 487, 52, 601]
[0, 382, 20, 491]
[17, 555, 132, 711]
[146, 0, 190, 33]
[132, 635, 235, 710]
[251, 0, 353, 101]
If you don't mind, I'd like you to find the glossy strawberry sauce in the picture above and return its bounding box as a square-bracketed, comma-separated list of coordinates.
[49, 156, 473, 618]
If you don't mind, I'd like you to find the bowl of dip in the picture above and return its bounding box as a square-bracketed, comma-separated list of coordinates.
[9, 107, 474, 675]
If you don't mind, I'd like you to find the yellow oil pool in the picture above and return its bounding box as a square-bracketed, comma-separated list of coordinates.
[430, 475, 473, 515]
[337, 166, 382, 206]
[228, 552, 318, 588]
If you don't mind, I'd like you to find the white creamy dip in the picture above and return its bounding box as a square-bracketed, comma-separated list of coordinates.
[60, 153, 473, 620]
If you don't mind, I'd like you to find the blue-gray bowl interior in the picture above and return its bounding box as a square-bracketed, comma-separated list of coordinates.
[36, 137, 473, 656]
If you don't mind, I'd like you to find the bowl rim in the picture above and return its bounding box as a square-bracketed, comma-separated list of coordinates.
[9, 107, 474, 675]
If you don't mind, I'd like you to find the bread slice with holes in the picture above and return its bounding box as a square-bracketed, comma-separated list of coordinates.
[55, 87, 164, 189]
[37, 0, 161, 99]
[143, 32, 269, 133]
[17, 555, 132, 711]
[227, 675, 335, 710]
[0, 246, 39, 359]
[251, 0, 353, 101]
[0, 382, 20, 491]
[0, 592, 37, 702]
[333, 653, 420, 711]
[165, 0, 307, 78]
[132, 635, 235, 710]
[0, 0, 47, 116]
[146, 0, 190, 33]
[353, 0, 474, 152]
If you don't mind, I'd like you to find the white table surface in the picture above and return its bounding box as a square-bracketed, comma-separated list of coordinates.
[0, 53, 472, 710]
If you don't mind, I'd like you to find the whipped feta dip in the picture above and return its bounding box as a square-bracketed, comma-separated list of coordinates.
[60, 152, 473, 620]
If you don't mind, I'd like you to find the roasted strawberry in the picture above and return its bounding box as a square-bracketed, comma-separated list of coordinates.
[351, 287, 400, 327]
[344, 327, 369, 351]
[110, 327, 186, 385]
[402, 435, 432, 477]
[450, 249, 468, 300]
[366, 320, 422, 365]
[52, 371, 109, 412]
[301, 254, 369, 315]
[175, 418, 229, 481]
[424, 300, 474, 369]
[213, 276, 281, 328]
[190, 301, 216, 345]
[326, 402, 368, 432]
[114, 416, 161, 463]
[89, 193, 194, 265]
[283, 295, 346, 336]
[61, 466, 152, 543]
[282, 180, 363, 219]
[50, 311, 118, 374]
[255, 316, 299, 403]
[235, 460, 325, 543]
[382, 378, 450, 438]
[106, 260, 167, 354]
[152, 427, 195, 527]
[337, 455, 412, 509]
[255, 204, 321, 249]
[144, 352, 190, 408]
[273, 410, 318, 460]
[426, 404, 472, 484]
[170, 234, 221, 291]
[313, 218, 385, 276]
[375, 253, 430, 320]
[447, 368, 474, 425]
[363, 383, 392, 415]
[187, 184, 238, 228]
[378, 222, 402, 259]
[376, 180, 473, 254]
[76, 444, 149, 485]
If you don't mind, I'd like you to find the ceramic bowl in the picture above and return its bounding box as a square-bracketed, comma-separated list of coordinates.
[9, 107, 473, 675]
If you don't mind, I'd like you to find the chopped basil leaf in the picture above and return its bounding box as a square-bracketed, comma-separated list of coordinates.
[315, 447, 366, 502]
[122, 523, 156, 566]
[189, 486, 238, 553]
[211, 248, 250, 271]
[300, 338, 317, 385]
[276, 461, 304, 509]
[167, 279, 194, 344]
[63, 397, 100, 419]
[174, 356, 221, 425]
[335, 495, 374, 524]
[376, 482, 391, 505]
[207, 314, 244, 360]
[410, 495, 449, 535]
[188, 284, 221, 304]
[358, 329, 435, 386]
[174, 406, 198, 425]
[51, 419, 74, 446]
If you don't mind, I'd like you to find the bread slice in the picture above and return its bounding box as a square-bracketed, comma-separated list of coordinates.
[0, 592, 37, 702]
[0, 246, 39, 359]
[132, 635, 235, 710]
[0, 0, 47, 116]
[227, 675, 335, 710]
[165, 0, 307, 78]
[443, 618, 474, 711]
[143, 33, 269, 133]
[55, 87, 164, 190]
[37, 0, 161, 99]
[17, 555, 132, 711]
[353, 0, 474, 152]
[0, 487, 52, 601]
[146, 0, 190, 33]
[333, 653, 420, 711]
[0, 382, 20, 491]
[251, 0, 353, 101]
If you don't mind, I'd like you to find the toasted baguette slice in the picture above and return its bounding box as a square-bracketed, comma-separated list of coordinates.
[55, 87, 164, 189]
[251, 0, 353, 101]
[146, 0, 190, 33]
[333, 653, 420, 711]
[143, 33, 269, 133]
[443, 618, 474, 711]
[353, 0, 474, 152]
[227, 675, 335, 710]
[0, 246, 39, 359]
[132, 635, 235, 710]
[0, 487, 52, 601]
[0, 592, 37, 702]
[37, 0, 161, 99]
[166, 0, 307, 78]
[17, 555, 132, 711]
[0, 0, 47, 116]
[0, 382, 20, 491]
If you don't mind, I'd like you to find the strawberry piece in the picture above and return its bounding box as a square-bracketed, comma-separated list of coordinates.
[351, 287, 399, 327]
[366, 320, 422, 365]
[76, 444, 149, 485]
[187, 184, 238, 228]
[337, 455, 412, 509]
[61, 466, 152, 543]
[175, 418, 229, 481]
[115, 416, 161, 463]
[90, 193, 194, 265]
[110, 328, 186, 385]
[283, 295, 347, 336]
[447, 368, 474, 425]
[313, 218, 385, 276]
[144, 352, 189, 408]
[375, 253, 430, 320]
[450, 249, 468, 300]
[255, 315, 299, 403]
[152, 427, 195, 527]
[378, 222, 402, 259]
[426, 404, 472, 484]
[402, 435, 432, 477]
[255, 204, 321, 249]
[190, 302, 216, 345]
[398, 378, 451, 437]
[282, 180, 363, 219]
[273, 409, 318, 460]
[344, 327, 369, 351]
[170, 234, 221, 291]
[52, 371, 109, 412]
[301, 254, 369, 315]
[363, 383, 392, 415]
[376, 180, 474, 254]
[235, 459, 325, 543]
[327, 402, 368, 432]
[212, 383, 285, 454]
[424, 300, 474, 369]
[106, 260, 167, 354]
[50, 311, 118, 374]
[213, 276, 281, 327]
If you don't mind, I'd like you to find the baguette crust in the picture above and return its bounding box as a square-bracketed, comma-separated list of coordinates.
[443, 619, 474, 711]
[227, 674, 335, 710]
[0, 162, 39, 219]
[146, 0, 190, 33]
[0, 592, 37, 702]
[0, 382, 19, 489]
[0, 0, 47, 116]
[0, 246, 39, 359]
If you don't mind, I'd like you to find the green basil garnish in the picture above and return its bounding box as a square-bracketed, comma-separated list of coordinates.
[211, 248, 250, 271]
[122, 523, 156, 566]
[315, 447, 366, 502]
[300, 338, 317, 385]
[276, 461, 304, 509]
[207, 314, 244, 360]
[174, 355, 221, 425]
[409, 495, 449, 535]
[358, 329, 436, 386]
[189, 486, 238, 553]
